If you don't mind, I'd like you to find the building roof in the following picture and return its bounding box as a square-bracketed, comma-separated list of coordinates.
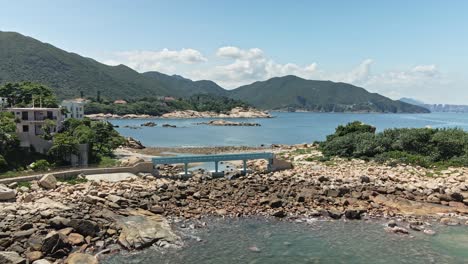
[7, 107, 62, 111]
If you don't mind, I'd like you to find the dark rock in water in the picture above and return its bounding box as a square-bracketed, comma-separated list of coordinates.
[42, 232, 71, 258]
[344, 209, 365, 220]
[387, 220, 398, 228]
[69, 219, 100, 237]
[327, 210, 343, 219]
[124, 137, 145, 149]
[0, 251, 26, 264]
[385, 226, 409, 235]
[141, 121, 157, 127]
[271, 210, 286, 218]
[162, 124, 177, 128]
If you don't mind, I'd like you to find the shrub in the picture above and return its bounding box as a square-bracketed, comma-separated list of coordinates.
[320, 121, 468, 168]
[29, 159, 51, 171]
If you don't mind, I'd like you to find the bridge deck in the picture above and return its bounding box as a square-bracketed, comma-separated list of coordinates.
[152, 152, 275, 175]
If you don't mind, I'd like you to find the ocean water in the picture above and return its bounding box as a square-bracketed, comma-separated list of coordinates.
[110, 112, 468, 147]
[104, 218, 468, 264]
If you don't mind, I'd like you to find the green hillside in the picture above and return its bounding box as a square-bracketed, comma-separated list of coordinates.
[0, 31, 223, 100]
[0, 31, 429, 113]
[229, 75, 430, 113]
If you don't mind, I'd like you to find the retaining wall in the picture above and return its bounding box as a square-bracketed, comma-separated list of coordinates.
[0, 162, 154, 185]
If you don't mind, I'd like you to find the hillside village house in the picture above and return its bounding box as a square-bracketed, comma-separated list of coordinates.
[8, 107, 64, 153]
[5, 106, 88, 166]
[0, 97, 7, 107]
[61, 98, 87, 119]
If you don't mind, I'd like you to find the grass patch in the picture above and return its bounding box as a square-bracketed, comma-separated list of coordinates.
[57, 176, 88, 185]
[17, 181, 32, 188]
[98, 156, 120, 168]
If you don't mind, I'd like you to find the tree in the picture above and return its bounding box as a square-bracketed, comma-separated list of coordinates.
[48, 133, 79, 163]
[0, 82, 58, 107]
[0, 112, 19, 171]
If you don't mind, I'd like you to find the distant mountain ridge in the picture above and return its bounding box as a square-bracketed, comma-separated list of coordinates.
[230, 76, 429, 113]
[0, 31, 429, 113]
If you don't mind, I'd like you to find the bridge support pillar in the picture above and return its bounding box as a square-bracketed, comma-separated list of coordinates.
[243, 160, 247, 174]
[215, 161, 219, 173]
[267, 159, 273, 171]
[184, 163, 188, 176]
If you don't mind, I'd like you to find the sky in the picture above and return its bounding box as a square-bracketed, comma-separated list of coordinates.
[1, 0, 467, 104]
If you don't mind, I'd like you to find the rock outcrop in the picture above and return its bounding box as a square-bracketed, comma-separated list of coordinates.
[0, 185, 16, 201]
[196, 120, 261, 126]
[161, 107, 271, 119]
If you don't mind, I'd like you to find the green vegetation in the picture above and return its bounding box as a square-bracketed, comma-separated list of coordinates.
[320, 121, 468, 168]
[0, 31, 226, 100]
[84, 94, 249, 116]
[28, 159, 51, 172]
[0, 82, 58, 107]
[1, 31, 429, 114]
[57, 176, 88, 185]
[50, 118, 125, 164]
[230, 75, 430, 113]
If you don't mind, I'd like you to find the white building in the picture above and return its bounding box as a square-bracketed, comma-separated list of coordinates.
[0, 97, 7, 108]
[8, 107, 65, 153]
[61, 99, 87, 119]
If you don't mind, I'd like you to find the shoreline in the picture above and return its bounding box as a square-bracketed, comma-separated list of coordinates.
[1, 145, 467, 263]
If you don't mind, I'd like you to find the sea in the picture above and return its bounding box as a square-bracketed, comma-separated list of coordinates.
[106, 112, 468, 264]
[110, 112, 468, 147]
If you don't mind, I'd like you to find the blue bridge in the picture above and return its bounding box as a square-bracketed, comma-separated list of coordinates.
[152, 152, 275, 176]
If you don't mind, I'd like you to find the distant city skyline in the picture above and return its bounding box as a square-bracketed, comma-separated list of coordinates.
[1, 0, 467, 104]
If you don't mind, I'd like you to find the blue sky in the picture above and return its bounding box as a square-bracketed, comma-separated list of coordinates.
[1, 0, 467, 103]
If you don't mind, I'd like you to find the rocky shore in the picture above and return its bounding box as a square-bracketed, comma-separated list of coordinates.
[160, 107, 271, 119]
[196, 120, 261, 126]
[86, 107, 272, 120]
[1, 145, 468, 263]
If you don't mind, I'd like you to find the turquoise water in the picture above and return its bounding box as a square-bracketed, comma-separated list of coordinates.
[104, 218, 468, 264]
[110, 112, 468, 147]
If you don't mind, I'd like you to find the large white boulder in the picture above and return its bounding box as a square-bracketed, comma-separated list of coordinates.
[0, 185, 16, 201]
[38, 174, 57, 189]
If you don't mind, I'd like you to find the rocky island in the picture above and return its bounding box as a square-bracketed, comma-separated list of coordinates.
[196, 120, 261, 126]
[160, 107, 271, 119]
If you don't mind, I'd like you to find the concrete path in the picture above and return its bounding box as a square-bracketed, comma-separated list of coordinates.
[85, 172, 138, 182]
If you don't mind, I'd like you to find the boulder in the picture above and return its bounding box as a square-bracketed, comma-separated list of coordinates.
[65, 253, 98, 264]
[32, 260, 52, 264]
[0, 251, 26, 264]
[269, 199, 283, 208]
[38, 174, 57, 189]
[67, 233, 84, 245]
[121, 156, 145, 167]
[41, 232, 71, 258]
[115, 212, 179, 249]
[69, 220, 100, 237]
[0, 185, 16, 201]
[25, 251, 42, 262]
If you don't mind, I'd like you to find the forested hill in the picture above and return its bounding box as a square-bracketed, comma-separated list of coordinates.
[229, 75, 430, 113]
[0, 31, 429, 113]
[0, 31, 224, 99]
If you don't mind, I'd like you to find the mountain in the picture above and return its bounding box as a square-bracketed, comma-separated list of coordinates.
[0, 31, 224, 99]
[399, 97, 425, 106]
[142, 71, 227, 97]
[229, 76, 430, 113]
[0, 31, 429, 113]
[400, 98, 468, 113]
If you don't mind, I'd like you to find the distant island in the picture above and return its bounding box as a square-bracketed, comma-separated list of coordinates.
[400, 97, 468, 113]
[0, 31, 428, 113]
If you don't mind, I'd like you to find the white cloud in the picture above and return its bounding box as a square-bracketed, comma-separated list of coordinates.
[101, 46, 453, 103]
[103, 48, 207, 72]
[193, 46, 320, 87]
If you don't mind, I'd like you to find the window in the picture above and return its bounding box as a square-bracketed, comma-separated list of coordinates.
[22, 125, 29, 132]
[22, 111, 28, 120]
